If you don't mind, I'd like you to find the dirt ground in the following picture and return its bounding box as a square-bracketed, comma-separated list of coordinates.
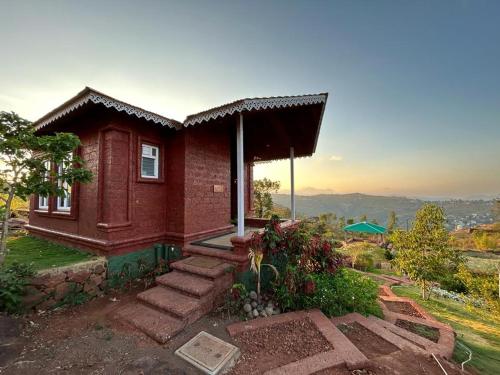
[0, 288, 468, 375]
[229, 317, 333, 374]
[382, 301, 424, 318]
[0, 287, 239, 375]
[336, 322, 398, 359]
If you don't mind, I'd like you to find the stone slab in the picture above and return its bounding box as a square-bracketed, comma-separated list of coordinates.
[156, 271, 214, 297]
[116, 303, 184, 344]
[175, 331, 240, 375]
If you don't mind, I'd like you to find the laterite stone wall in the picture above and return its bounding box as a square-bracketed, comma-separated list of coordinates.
[22, 258, 107, 311]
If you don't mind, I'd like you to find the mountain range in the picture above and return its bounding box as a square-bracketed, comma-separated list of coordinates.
[272, 193, 495, 228]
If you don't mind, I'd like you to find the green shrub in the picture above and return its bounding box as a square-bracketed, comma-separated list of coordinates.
[457, 265, 500, 313]
[356, 253, 374, 271]
[0, 262, 35, 314]
[275, 268, 381, 317]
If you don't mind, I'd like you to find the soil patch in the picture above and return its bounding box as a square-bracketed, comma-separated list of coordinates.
[382, 300, 424, 318]
[314, 365, 379, 374]
[0, 288, 239, 375]
[314, 349, 466, 375]
[395, 319, 440, 343]
[229, 317, 332, 374]
[337, 322, 398, 359]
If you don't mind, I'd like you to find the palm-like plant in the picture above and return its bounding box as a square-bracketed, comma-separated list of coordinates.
[248, 248, 279, 300]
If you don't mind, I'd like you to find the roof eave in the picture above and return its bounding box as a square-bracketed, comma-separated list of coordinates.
[182, 93, 328, 128]
[33, 87, 182, 131]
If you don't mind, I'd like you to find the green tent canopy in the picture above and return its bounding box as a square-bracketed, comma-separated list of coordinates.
[343, 221, 387, 234]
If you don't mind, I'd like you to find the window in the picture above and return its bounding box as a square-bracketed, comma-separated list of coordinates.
[56, 160, 72, 211]
[38, 161, 50, 210]
[141, 144, 159, 178]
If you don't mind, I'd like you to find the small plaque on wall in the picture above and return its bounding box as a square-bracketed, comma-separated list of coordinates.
[213, 184, 224, 193]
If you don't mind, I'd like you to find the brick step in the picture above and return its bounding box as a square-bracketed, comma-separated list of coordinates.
[184, 244, 249, 264]
[156, 271, 214, 297]
[170, 256, 233, 280]
[137, 286, 201, 323]
[367, 315, 440, 351]
[115, 303, 184, 344]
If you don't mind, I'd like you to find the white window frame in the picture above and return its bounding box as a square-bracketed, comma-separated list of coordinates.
[38, 161, 50, 210]
[56, 159, 72, 212]
[141, 144, 159, 179]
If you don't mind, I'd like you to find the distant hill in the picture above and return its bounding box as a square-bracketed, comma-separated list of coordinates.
[272, 193, 495, 228]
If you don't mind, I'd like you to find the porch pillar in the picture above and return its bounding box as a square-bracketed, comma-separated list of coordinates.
[236, 113, 245, 236]
[290, 146, 296, 222]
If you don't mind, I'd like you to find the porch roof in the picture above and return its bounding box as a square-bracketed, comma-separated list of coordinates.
[185, 93, 328, 162]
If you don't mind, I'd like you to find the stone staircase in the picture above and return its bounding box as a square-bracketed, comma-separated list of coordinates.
[116, 256, 234, 343]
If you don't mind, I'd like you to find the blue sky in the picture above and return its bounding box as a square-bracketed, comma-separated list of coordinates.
[1, 0, 499, 198]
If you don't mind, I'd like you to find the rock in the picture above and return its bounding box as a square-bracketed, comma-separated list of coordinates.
[267, 301, 274, 309]
[90, 273, 104, 287]
[249, 291, 258, 300]
[93, 264, 106, 274]
[37, 298, 56, 311]
[259, 310, 267, 317]
[256, 304, 264, 312]
[30, 273, 66, 289]
[84, 281, 99, 296]
[21, 293, 45, 309]
[243, 303, 252, 313]
[273, 308, 281, 315]
[252, 309, 259, 317]
[247, 311, 253, 319]
[244, 298, 251, 304]
[251, 301, 258, 308]
[54, 283, 72, 300]
[67, 270, 91, 284]
[265, 307, 274, 316]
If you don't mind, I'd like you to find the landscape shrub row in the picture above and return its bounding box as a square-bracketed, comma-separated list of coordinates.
[241, 216, 381, 318]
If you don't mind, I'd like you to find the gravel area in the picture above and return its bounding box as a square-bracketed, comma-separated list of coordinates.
[229, 317, 333, 374]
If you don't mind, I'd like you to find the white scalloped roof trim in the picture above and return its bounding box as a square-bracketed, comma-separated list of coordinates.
[183, 94, 327, 127]
[35, 92, 180, 130]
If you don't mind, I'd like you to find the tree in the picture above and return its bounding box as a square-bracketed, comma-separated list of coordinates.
[359, 214, 367, 222]
[0, 112, 93, 265]
[387, 211, 398, 232]
[391, 204, 463, 299]
[253, 178, 280, 218]
[270, 203, 291, 218]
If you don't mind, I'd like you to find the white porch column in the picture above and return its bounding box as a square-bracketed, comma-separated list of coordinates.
[236, 113, 245, 236]
[290, 146, 296, 222]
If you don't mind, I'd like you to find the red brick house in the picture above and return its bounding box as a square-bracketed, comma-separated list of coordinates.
[26, 87, 327, 272]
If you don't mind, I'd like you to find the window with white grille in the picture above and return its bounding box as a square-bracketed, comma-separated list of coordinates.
[141, 144, 159, 178]
[38, 161, 50, 210]
[56, 160, 72, 211]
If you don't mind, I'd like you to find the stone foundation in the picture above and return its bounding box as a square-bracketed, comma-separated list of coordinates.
[23, 258, 107, 311]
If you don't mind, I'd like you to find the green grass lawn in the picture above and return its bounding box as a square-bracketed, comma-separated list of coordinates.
[392, 285, 500, 375]
[4, 234, 96, 271]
